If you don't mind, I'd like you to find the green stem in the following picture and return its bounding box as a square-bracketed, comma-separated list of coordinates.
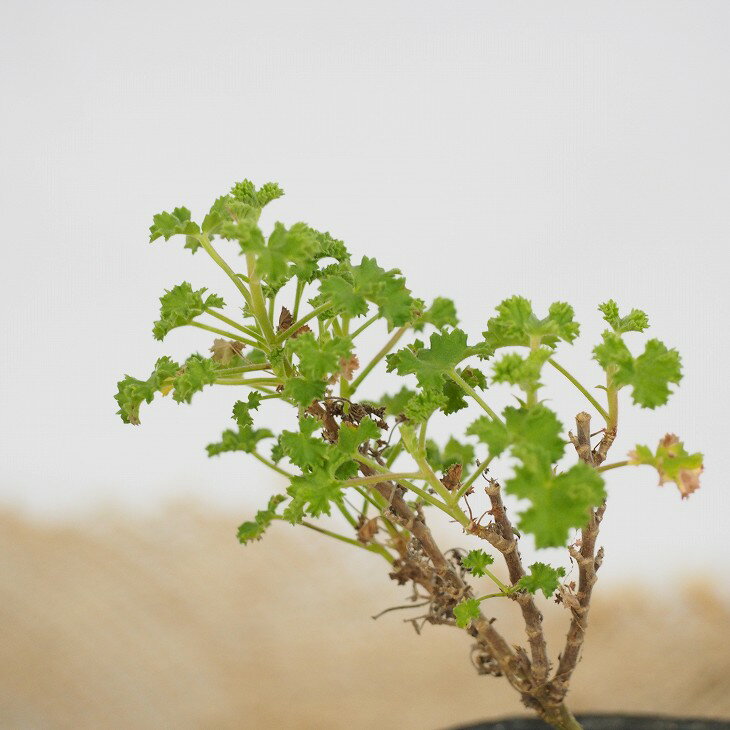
[476, 591, 512, 602]
[245, 252, 277, 344]
[480, 569, 512, 594]
[292, 279, 304, 321]
[342, 472, 424, 487]
[215, 378, 280, 386]
[337, 502, 359, 529]
[207, 310, 264, 342]
[197, 234, 253, 306]
[385, 440, 404, 468]
[354, 455, 454, 516]
[349, 312, 378, 339]
[251, 451, 294, 478]
[215, 363, 272, 376]
[190, 321, 260, 347]
[286, 519, 395, 563]
[548, 359, 610, 423]
[447, 369, 503, 423]
[597, 459, 628, 473]
[606, 369, 619, 431]
[274, 300, 334, 344]
[349, 325, 409, 395]
[452, 457, 493, 503]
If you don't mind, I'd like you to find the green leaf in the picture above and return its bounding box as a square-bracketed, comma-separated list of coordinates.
[282, 377, 327, 406]
[629, 434, 703, 498]
[453, 598, 481, 629]
[237, 495, 286, 544]
[517, 562, 566, 598]
[114, 356, 180, 424]
[337, 418, 381, 454]
[149, 206, 201, 253]
[507, 461, 606, 548]
[467, 405, 564, 465]
[412, 297, 459, 331]
[442, 367, 486, 414]
[482, 296, 579, 351]
[284, 468, 344, 522]
[232, 392, 263, 428]
[491, 348, 551, 394]
[403, 387, 448, 423]
[441, 436, 475, 470]
[287, 332, 352, 381]
[319, 276, 369, 318]
[388, 329, 469, 389]
[594, 333, 682, 408]
[467, 416, 510, 458]
[628, 339, 682, 408]
[279, 417, 330, 470]
[378, 386, 417, 417]
[152, 282, 225, 341]
[172, 354, 218, 404]
[461, 549, 495, 578]
[598, 300, 649, 334]
[206, 424, 274, 456]
[257, 222, 320, 286]
[218, 218, 266, 253]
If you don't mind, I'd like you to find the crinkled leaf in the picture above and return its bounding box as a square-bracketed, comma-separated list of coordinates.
[453, 598, 480, 629]
[388, 329, 469, 389]
[629, 434, 703, 498]
[172, 354, 218, 404]
[491, 348, 551, 393]
[378, 386, 417, 417]
[232, 392, 263, 428]
[468, 405, 564, 465]
[441, 436, 475, 470]
[237, 495, 286, 544]
[507, 461, 606, 548]
[288, 332, 352, 381]
[279, 417, 330, 470]
[461, 549, 495, 578]
[206, 424, 273, 456]
[482, 296, 579, 351]
[442, 367, 487, 414]
[283, 377, 327, 406]
[149, 206, 201, 253]
[403, 387, 448, 423]
[598, 300, 649, 334]
[412, 297, 459, 331]
[517, 562, 566, 598]
[284, 468, 344, 522]
[337, 418, 381, 454]
[114, 356, 180, 424]
[153, 282, 225, 340]
[594, 333, 682, 408]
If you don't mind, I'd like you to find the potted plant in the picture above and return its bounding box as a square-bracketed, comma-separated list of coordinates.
[115, 179, 705, 729]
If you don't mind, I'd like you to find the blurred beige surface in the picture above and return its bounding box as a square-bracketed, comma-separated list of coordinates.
[1, 505, 728, 729]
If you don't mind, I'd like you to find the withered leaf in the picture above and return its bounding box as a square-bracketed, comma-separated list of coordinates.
[441, 463, 463, 492]
[357, 516, 380, 544]
[209, 338, 244, 365]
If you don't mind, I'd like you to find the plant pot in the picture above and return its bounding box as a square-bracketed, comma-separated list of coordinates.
[454, 715, 730, 730]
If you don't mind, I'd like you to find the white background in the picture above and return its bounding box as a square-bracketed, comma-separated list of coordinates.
[1, 1, 728, 585]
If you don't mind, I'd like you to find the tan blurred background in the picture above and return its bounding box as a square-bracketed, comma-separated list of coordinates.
[2, 504, 728, 729]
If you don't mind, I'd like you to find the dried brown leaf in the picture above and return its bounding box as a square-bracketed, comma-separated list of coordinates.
[209, 338, 244, 366]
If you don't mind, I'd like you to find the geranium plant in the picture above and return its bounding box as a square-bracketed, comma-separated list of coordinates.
[116, 180, 703, 729]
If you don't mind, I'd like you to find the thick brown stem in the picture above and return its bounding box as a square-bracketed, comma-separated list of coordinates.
[358, 464, 531, 694]
[479, 480, 551, 685]
[541, 703, 583, 730]
[551, 411, 610, 701]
